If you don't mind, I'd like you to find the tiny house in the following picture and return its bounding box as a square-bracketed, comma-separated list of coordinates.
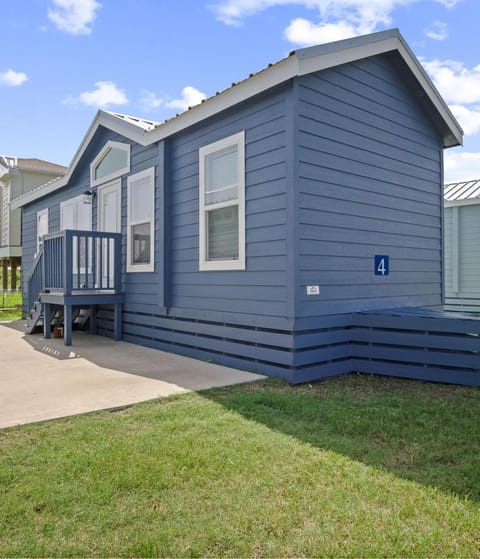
[14, 29, 480, 386]
[444, 179, 480, 312]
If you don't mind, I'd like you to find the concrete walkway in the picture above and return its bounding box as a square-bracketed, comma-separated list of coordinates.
[0, 321, 265, 429]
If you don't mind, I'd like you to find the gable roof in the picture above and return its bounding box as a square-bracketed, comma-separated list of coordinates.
[444, 179, 480, 205]
[0, 155, 66, 181]
[12, 28, 462, 209]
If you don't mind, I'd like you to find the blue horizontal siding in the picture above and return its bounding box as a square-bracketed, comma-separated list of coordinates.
[295, 53, 443, 318]
[168, 85, 290, 320]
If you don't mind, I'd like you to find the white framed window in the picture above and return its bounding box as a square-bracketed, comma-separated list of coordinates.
[199, 131, 245, 271]
[36, 208, 49, 256]
[127, 167, 155, 272]
[90, 141, 130, 187]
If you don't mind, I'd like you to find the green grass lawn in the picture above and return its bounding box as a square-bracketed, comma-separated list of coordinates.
[0, 291, 22, 321]
[0, 375, 479, 557]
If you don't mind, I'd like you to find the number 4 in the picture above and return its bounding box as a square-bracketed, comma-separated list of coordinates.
[377, 258, 386, 275]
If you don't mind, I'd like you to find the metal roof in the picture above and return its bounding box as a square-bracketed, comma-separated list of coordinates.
[105, 111, 159, 132]
[444, 179, 480, 202]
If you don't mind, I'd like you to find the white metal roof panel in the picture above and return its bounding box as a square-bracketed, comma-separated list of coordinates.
[444, 179, 480, 202]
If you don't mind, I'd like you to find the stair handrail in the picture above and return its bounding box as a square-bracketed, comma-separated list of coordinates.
[27, 247, 45, 313]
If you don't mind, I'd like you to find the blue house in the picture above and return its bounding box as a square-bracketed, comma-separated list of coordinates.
[14, 29, 480, 386]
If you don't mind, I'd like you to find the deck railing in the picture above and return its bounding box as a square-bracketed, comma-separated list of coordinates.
[27, 249, 44, 312]
[41, 229, 122, 296]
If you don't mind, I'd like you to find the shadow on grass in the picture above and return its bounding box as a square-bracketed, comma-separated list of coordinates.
[205, 374, 480, 503]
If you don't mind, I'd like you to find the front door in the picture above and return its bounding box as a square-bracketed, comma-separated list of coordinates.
[36, 208, 49, 256]
[98, 180, 121, 287]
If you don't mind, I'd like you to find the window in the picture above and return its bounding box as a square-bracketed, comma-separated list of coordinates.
[199, 131, 245, 270]
[127, 167, 155, 272]
[90, 141, 130, 187]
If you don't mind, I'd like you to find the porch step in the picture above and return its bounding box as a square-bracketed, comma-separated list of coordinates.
[73, 309, 91, 330]
[26, 303, 92, 335]
[26, 300, 43, 334]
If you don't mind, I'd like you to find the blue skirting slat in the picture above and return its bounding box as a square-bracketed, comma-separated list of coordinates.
[95, 305, 480, 387]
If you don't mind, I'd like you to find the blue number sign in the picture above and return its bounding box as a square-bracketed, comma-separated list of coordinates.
[374, 255, 389, 276]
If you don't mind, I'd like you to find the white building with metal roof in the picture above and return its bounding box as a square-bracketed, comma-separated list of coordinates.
[444, 178, 480, 312]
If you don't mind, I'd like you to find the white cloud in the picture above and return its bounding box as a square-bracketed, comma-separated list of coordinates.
[434, 0, 460, 7]
[211, 1, 462, 45]
[285, 17, 371, 45]
[424, 20, 448, 41]
[63, 81, 128, 108]
[139, 86, 206, 113]
[165, 86, 207, 112]
[422, 59, 480, 105]
[210, 0, 292, 26]
[48, 0, 101, 35]
[0, 69, 28, 86]
[211, 0, 418, 29]
[449, 105, 480, 136]
[140, 91, 165, 112]
[444, 151, 480, 183]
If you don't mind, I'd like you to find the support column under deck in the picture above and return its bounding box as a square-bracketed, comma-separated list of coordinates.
[64, 304, 72, 346]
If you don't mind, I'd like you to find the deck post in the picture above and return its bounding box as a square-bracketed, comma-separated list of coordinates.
[43, 303, 51, 339]
[114, 303, 122, 340]
[11, 260, 17, 290]
[64, 304, 72, 346]
[2, 260, 7, 290]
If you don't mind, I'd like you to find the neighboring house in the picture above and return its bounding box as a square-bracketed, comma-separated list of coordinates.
[0, 155, 66, 289]
[444, 179, 480, 312]
[13, 29, 480, 386]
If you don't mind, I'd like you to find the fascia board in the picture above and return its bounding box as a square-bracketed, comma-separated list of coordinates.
[394, 38, 463, 148]
[445, 198, 480, 207]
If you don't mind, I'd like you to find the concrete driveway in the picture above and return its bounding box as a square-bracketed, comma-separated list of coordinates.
[0, 320, 265, 429]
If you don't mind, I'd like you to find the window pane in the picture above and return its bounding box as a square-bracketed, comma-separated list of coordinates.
[95, 147, 128, 180]
[207, 206, 238, 261]
[131, 222, 151, 264]
[131, 177, 153, 222]
[206, 146, 237, 192]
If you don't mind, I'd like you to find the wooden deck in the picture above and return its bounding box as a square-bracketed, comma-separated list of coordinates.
[27, 230, 123, 345]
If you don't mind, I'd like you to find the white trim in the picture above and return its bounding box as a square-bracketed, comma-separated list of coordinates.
[445, 198, 480, 208]
[451, 206, 459, 295]
[10, 29, 463, 209]
[199, 131, 245, 271]
[127, 167, 155, 273]
[90, 140, 130, 187]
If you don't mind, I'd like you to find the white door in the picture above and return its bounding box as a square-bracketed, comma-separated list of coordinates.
[98, 180, 121, 233]
[36, 208, 49, 256]
[98, 180, 121, 286]
[60, 195, 93, 275]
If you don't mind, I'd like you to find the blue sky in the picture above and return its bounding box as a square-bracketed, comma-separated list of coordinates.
[1, 0, 480, 182]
